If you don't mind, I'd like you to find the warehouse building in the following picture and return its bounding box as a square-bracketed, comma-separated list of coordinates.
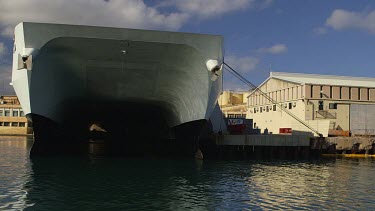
[218, 90, 250, 118]
[247, 72, 375, 137]
[210, 90, 253, 134]
[0, 96, 33, 135]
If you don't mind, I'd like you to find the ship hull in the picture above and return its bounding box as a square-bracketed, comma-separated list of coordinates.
[12, 23, 223, 154]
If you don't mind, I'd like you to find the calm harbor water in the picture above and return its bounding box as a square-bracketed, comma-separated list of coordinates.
[1, 136, 375, 210]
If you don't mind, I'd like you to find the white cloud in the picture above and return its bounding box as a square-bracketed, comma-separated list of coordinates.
[0, 0, 189, 37]
[0, 64, 14, 95]
[157, 0, 273, 18]
[0, 0, 271, 37]
[0, 26, 14, 37]
[0, 42, 7, 58]
[258, 44, 288, 54]
[325, 9, 375, 33]
[168, 0, 255, 18]
[225, 55, 259, 74]
[258, 0, 274, 10]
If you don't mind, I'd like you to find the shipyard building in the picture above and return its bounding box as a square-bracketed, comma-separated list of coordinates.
[218, 90, 251, 118]
[247, 72, 375, 137]
[0, 96, 33, 135]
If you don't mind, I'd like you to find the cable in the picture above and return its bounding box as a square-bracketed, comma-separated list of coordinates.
[219, 64, 223, 133]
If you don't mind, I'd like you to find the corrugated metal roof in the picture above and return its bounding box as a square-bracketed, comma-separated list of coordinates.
[271, 72, 375, 87]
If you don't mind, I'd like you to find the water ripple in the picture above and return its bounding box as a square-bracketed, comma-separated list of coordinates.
[1, 138, 375, 210]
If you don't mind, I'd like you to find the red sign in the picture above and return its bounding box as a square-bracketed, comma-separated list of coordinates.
[279, 128, 292, 134]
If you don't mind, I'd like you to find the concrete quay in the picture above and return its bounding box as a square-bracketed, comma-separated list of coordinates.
[314, 136, 375, 154]
[211, 134, 316, 160]
[215, 134, 310, 147]
[207, 134, 375, 160]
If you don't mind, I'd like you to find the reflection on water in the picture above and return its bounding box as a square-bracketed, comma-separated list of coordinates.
[88, 140, 109, 156]
[0, 137, 375, 210]
[0, 136, 33, 210]
[246, 161, 375, 210]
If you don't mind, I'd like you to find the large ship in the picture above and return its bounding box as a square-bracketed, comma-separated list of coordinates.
[11, 22, 223, 154]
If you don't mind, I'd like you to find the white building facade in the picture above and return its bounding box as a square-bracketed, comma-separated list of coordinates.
[247, 72, 375, 137]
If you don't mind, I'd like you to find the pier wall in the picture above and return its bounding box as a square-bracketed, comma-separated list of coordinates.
[206, 134, 375, 160]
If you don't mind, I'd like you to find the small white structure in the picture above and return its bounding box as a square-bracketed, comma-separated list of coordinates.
[218, 90, 250, 118]
[247, 72, 375, 137]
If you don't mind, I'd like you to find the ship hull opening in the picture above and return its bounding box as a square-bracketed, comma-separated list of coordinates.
[12, 23, 223, 156]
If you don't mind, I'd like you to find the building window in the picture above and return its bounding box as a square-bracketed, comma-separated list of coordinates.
[319, 101, 324, 110]
[0, 122, 3, 126]
[273, 104, 276, 111]
[330, 86, 333, 98]
[254, 108, 256, 113]
[11, 122, 18, 127]
[329, 103, 338, 109]
[4, 122, 10, 126]
[349, 88, 351, 100]
[20, 110, 25, 117]
[274, 91, 277, 102]
[266, 106, 269, 112]
[4, 110, 10, 117]
[260, 107, 263, 113]
[339, 87, 342, 99]
[0, 110, 2, 116]
[368, 88, 370, 101]
[291, 88, 294, 99]
[358, 88, 361, 100]
[19, 122, 26, 127]
[289, 102, 292, 109]
[320, 86, 323, 98]
[12, 110, 19, 117]
[235, 114, 244, 118]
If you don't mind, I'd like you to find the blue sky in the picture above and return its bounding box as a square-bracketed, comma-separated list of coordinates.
[1, 0, 375, 94]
